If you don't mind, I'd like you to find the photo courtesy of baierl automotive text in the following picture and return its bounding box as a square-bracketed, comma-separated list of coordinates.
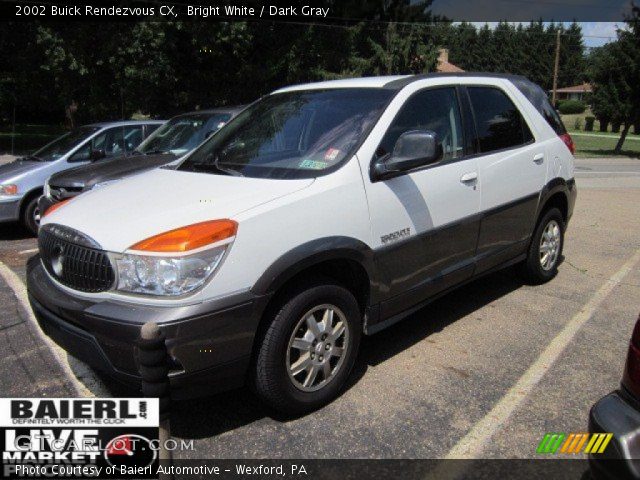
[0, 1, 639, 479]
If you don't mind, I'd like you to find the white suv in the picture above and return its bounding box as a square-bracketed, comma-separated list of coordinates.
[27, 74, 576, 413]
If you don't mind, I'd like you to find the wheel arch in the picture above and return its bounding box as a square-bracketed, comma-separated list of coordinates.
[249, 237, 377, 355]
[19, 187, 44, 217]
[536, 178, 570, 225]
[251, 236, 376, 305]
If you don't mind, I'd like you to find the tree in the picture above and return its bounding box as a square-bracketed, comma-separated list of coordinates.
[588, 4, 640, 153]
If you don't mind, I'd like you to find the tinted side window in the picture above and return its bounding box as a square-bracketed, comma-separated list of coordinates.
[511, 78, 566, 135]
[467, 87, 533, 153]
[378, 87, 464, 162]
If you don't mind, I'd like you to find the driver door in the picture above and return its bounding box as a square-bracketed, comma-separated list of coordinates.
[359, 86, 481, 320]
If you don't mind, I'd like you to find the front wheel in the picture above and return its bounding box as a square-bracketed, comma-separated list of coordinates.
[253, 280, 361, 414]
[521, 207, 565, 284]
[22, 196, 41, 236]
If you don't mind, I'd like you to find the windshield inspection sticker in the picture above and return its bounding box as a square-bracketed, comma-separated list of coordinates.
[0, 398, 159, 479]
[324, 148, 341, 161]
[299, 159, 328, 170]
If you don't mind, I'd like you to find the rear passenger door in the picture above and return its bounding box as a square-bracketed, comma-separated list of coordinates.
[359, 86, 481, 320]
[464, 85, 546, 273]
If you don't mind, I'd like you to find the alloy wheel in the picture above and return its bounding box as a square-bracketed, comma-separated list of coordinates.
[286, 304, 349, 392]
[539, 219, 561, 271]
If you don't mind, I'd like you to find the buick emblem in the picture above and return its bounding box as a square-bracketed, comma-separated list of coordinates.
[51, 244, 65, 277]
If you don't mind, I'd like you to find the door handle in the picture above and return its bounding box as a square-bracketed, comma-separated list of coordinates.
[460, 172, 478, 184]
[533, 153, 545, 164]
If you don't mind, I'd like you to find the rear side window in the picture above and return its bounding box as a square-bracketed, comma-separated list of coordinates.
[467, 87, 533, 154]
[511, 78, 567, 135]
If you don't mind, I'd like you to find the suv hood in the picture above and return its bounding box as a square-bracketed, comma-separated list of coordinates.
[42, 168, 314, 252]
[48, 153, 176, 191]
[0, 159, 45, 181]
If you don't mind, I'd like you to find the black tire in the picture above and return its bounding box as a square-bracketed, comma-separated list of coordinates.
[253, 279, 362, 414]
[21, 196, 40, 236]
[521, 207, 565, 284]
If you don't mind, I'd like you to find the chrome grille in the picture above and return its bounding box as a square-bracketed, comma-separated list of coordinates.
[39, 225, 114, 293]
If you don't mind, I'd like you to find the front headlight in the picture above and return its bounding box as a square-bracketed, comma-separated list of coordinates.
[115, 245, 228, 296]
[0, 184, 18, 197]
[114, 219, 237, 297]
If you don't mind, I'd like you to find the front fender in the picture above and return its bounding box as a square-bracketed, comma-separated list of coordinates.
[250, 236, 377, 299]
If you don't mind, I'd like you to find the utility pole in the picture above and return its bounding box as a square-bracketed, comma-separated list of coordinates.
[551, 29, 561, 106]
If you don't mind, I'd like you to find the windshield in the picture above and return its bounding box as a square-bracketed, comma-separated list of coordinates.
[137, 113, 231, 156]
[28, 126, 100, 162]
[178, 89, 394, 179]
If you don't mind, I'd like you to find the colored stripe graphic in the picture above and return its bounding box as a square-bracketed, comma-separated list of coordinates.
[585, 433, 613, 454]
[560, 433, 589, 454]
[539, 432, 613, 454]
[537, 433, 566, 454]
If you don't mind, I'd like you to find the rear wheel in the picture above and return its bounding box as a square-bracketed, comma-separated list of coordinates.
[521, 207, 565, 284]
[253, 280, 361, 414]
[22, 196, 41, 236]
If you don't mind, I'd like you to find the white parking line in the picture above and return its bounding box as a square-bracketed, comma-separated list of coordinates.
[444, 247, 640, 460]
[18, 248, 39, 255]
[0, 260, 110, 397]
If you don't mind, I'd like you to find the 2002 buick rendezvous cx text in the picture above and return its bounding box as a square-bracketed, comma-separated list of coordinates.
[27, 74, 576, 413]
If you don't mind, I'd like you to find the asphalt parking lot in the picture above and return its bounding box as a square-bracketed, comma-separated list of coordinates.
[0, 157, 639, 462]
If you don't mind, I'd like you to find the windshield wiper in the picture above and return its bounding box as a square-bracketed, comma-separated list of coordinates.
[142, 149, 170, 155]
[23, 155, 44, 162]
[186, 155, 243, 177]
[213, 154, 243, 177]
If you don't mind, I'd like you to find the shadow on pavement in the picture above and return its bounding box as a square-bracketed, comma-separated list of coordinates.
[0, 222, 33, 241]
[170, 267, 524, 439]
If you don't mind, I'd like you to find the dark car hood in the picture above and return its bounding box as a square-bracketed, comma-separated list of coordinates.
[48, 153, 176, 190]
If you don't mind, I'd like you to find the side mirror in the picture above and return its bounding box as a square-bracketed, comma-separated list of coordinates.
[90, 149, 106, 161]
[372, 130, 443, 181]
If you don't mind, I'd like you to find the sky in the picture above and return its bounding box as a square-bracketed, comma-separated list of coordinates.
[467, 21, 621, 48]
[579, 21, 620, 47]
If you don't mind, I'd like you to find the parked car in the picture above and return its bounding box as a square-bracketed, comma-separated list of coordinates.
[589, 314, 640, 480]
[0, 120, 163, 234]
[39, 108, 243, 215]
[27, 73, 576, 413]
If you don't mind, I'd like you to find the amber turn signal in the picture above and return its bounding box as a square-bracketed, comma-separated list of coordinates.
[43, 199, 71, 217]
[130, 220, 238, 252]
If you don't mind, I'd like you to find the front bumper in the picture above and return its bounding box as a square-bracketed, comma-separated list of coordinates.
[0, 197, 21, 222]
[26, 256, 270, 399]
[589, 390, 640, 480]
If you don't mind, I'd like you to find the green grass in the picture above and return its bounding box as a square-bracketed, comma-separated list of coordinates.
[558, 111, 640, 157]
[572, 133, 640, 158]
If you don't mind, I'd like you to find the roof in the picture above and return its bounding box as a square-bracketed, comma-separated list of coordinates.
[274, 73, 531, 93]
[274, 76, 411, 92]
[437, 61, 465, 73]
[436, 48, 464, 73]
[554, 83, 593, 93]
[87, 120, 165, 128]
